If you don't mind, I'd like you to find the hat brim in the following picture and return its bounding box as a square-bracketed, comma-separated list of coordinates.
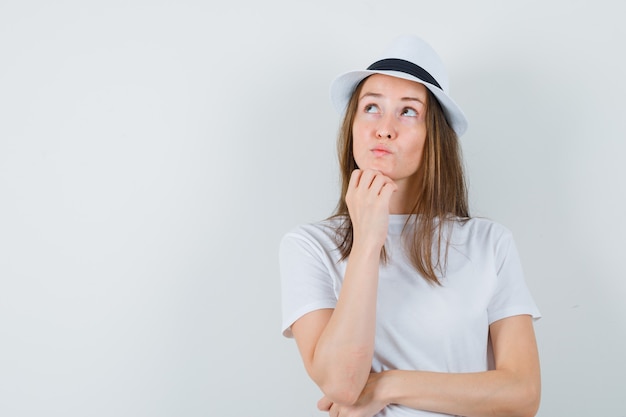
[330, 70, 468, 137]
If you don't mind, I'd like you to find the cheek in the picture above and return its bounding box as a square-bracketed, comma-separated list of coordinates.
[351, 125, 368, 155]
[410, 138, 426, 156]
[351, 140, 366, 168]
[405, 130, 427, 165]
[352, 120, 366, 139]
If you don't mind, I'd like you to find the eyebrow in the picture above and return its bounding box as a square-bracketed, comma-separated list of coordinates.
[359, 92, 425, 104]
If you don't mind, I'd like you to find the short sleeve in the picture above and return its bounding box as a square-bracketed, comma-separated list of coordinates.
[487, 231, 541, 325]
[279, 231, 338, 338]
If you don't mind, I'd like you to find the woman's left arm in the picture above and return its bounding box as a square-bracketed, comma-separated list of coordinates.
[319, 314, 541, 417]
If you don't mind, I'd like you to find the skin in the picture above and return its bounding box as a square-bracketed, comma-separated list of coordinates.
[351, 74, 428, 214]
[291, 74, 541, 417]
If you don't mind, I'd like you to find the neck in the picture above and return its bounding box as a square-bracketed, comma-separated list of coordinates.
[389, 179, 417, 214]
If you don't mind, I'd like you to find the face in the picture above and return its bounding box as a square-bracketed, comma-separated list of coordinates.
[352, 74, 428, 188]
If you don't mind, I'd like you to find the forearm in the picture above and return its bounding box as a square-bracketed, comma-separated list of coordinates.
[310, 242, 381, 404]
[378, 369, 540, 417]
[297, 169, 397, 405]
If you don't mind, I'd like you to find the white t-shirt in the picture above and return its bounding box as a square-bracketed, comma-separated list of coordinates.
[279, 215, 540, 417]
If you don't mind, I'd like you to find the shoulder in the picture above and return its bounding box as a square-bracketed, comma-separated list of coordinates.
[282, 217, 343, 242]
[452, 217, 513, 242]
[445, 217, 517, 259]
[280, 216, 345, 257]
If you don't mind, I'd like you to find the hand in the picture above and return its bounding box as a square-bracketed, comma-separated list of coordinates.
[345, 169, 397, 250]
[317, 372, 388, 417]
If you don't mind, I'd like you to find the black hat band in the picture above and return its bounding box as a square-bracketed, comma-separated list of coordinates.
[367, 58, 442, 90]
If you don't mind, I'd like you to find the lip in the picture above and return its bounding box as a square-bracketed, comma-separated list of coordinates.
[371, 146, 392, 156]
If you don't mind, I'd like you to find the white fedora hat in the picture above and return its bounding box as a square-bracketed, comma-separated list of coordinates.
[330, 34, 468, 136]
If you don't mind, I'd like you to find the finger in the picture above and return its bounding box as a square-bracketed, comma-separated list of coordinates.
[348, 169, 363, 190]
[383, 177, 399, 194]
[357, 169, 380, 190]
[369, 173, 397, 196]
[317, 396, 332, 411]
[379, 180, 398, 201]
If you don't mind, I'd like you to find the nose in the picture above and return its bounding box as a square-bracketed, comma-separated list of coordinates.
[376, 130, 392, 140]
[376, 114, 396, 140]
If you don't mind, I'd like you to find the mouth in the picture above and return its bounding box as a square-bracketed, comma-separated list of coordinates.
[371, 146, 391, 157]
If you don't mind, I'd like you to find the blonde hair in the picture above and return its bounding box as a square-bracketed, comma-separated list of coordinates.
[331, 78, 470, 285]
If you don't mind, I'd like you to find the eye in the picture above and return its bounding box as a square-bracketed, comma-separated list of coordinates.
[401, 107, 418, 117]
[364, 104, 380, 114]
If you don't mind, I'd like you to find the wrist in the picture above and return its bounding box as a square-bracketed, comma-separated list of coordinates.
[375, 370, 399, 406]
[350, 239, 384, 259]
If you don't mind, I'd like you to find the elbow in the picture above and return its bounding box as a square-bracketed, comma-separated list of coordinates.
[513, 401, 540, 417]
[520, 382, 541, 417]
[518, 374, 541, 417]
[309, 349, 372, 406]
[502, 378, 541, 417]
[313, 363, 370, 406]
[319, 381, 362, 406]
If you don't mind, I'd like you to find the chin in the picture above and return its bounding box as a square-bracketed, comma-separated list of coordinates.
[359, 162, 388, 174]
[373, 167, 393, 177]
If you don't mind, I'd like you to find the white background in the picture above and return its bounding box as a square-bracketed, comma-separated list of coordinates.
[1, 1, 625, 416]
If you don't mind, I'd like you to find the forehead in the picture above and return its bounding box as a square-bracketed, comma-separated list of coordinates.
[360, 73, 428, 99]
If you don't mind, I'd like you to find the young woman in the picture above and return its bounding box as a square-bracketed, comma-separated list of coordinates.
[280, 35, 541, 417]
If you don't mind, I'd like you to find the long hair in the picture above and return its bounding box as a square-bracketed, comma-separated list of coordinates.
[331, 78, 470, 285]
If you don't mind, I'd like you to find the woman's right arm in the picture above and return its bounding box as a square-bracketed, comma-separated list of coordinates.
[291, 169, 396, 406]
